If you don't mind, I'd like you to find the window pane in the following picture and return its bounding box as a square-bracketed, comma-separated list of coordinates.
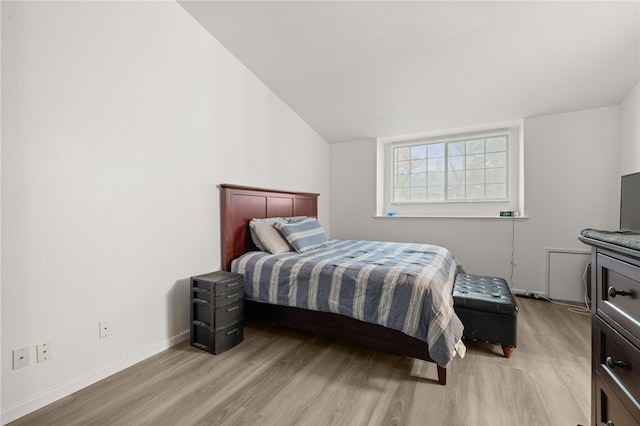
[411, 187, 426, 201]
[396, 160, 411, 174]
[394, 187, 410, 201]
[427, 186, 445, 201]
[466, 184, 485, 199]
[448, 156, 464, 171]
[427, 172, 444, 187]
[466, 140, 484, 154]
[486, 184, 507, 199]
[448, 170, 464, 186]
[486, 152, 506, 168]
[427, 143, 445, 158]
[466, 154, 485, 170]
[466, 169, 485, 185]
[396, 147, 410, 161]
[411, 173, 426, 187]
[486, 167, 506, 184]
[449, 142, 464, 156]
[448, 185, 465, 199]
[427, 158, 444, 172]
[395, 174, 410, 188]
[486, 136, 507, 152]
[411, 145, 426, 159]
[411, 159, 426, 173]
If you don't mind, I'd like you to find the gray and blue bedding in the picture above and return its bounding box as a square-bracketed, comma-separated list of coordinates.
[231, 239, 464, 366]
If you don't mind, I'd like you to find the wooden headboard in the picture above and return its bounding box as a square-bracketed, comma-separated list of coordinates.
[219, 184, 319, 271]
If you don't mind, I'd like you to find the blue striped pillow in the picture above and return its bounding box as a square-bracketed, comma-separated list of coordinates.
[275, 218, 328, 253]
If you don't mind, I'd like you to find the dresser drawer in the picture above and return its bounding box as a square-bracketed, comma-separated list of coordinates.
[213, 320, 244, 354]
[213, 274, 243, 295]
[596, 253, 640, 345]
[214, 299, 244, 328]
[192, 271, 244, 296]
[214, 289, 243, 307]
[594, 316, 640, 406]
[594, 372, 640, 426]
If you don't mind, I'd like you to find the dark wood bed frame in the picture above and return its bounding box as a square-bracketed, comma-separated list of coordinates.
[220, 183, 447, 384]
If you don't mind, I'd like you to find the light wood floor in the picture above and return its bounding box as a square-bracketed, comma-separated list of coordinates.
[10, 297, 591, 426]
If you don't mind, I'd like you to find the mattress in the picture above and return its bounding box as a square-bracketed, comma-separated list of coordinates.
[231, 239, 464, 366]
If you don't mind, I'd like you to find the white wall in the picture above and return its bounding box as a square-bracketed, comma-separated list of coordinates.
[620, 82, 640, 175]
[1, 2, 329, 423]
[330, 106, 620, 297]
[515, 106, 619, 294]
[0, 1, 3, 422]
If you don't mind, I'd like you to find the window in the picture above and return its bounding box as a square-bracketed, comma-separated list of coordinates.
[393, 134, 508, 203]
[378, 122, 523, 217]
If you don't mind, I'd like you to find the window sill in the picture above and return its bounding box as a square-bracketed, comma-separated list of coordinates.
[373, 214, 529, 220]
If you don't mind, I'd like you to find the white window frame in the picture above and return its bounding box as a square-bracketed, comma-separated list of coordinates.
[377, 121, 525, 218]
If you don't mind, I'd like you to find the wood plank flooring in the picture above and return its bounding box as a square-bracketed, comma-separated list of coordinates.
[9, 297, 591, 426]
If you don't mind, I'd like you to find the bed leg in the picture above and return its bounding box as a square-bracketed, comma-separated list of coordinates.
[502, 346, 515, 358]
[437, 365, 446, 385]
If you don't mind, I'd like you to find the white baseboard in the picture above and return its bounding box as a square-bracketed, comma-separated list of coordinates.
[1, 331, 189, 425]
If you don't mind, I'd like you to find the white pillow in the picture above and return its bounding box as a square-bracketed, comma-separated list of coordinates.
[252, 222, 292, 254]
[249, 216, 307, 251]
[249, 218, 285, 251]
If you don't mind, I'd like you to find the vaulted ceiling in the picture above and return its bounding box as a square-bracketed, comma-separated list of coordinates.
[179, 1, 639, 143]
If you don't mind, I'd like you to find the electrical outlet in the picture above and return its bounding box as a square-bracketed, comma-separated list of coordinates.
[37, 341, 52, 363]
[12, 347, 30, 370]
[99, 321, 111, 338]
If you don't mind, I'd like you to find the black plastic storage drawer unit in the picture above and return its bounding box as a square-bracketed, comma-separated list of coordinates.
[190, 271, 244, 354]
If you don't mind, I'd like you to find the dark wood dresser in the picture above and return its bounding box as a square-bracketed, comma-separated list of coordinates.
[580, 233, 640, 426]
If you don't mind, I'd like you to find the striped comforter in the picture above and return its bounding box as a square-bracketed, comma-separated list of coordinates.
[231, 239, 464, 366]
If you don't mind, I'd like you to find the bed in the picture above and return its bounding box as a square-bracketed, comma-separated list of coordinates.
[220, 184, 463, 384]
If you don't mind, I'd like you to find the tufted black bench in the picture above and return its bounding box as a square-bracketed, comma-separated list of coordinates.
[453, 274, 519, 358]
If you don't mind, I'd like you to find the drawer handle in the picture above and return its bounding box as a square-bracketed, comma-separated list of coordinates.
[226, 306, 240, 312]
[226, 328, 239, 335]
[605, 356, 625, 369]
[226, 293, 240, 299]
[607, 286, 630, 298]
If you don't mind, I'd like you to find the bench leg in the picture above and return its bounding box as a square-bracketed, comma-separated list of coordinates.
[502, 346, 515, 358]
[437, 365, 446, 385]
